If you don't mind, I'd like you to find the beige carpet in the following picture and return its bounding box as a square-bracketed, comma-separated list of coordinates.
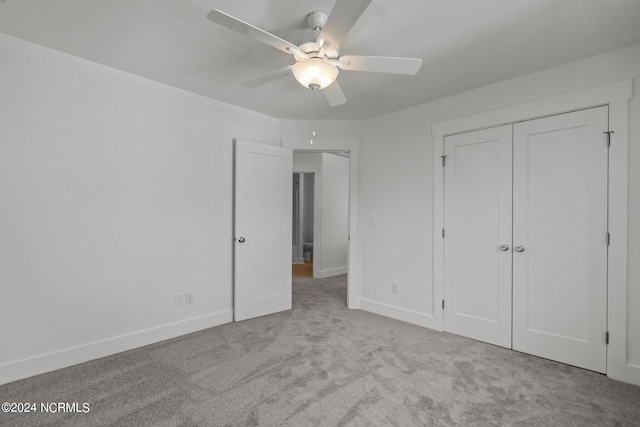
[2, 274, 640, 426]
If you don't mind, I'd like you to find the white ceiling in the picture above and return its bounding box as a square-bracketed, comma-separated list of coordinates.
[1, 0, 640, 120]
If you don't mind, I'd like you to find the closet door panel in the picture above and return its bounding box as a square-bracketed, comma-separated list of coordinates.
[512, 106, 608, 373]
[443, 125, 512, 348]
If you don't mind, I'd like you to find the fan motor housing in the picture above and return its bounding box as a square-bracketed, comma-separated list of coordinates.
[295, 10, 338, 61]
[295, 31, 320, 56]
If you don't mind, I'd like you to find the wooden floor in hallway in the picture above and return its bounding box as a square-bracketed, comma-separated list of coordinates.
[292, 259, 313, 278]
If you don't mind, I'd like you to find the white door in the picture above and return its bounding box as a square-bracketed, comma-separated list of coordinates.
[443, 125, 513, 348]
[512, 106, 608, 373]
[234, 139, 292, 321]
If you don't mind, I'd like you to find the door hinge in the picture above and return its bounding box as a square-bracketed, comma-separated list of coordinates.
[604, 131, 614, 147]
[606, 331, 610, 345]
[607, 232, 611, 246]
[441, 155, 447, 167]
[442, 300, 445, 310]
[442, 228, 445, 238]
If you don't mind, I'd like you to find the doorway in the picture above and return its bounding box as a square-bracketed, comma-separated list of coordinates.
[282, 137, 360, 310]
[292, 172, 315, 277]
[234, 137, 360, 324]
[291, 152, 350, 287]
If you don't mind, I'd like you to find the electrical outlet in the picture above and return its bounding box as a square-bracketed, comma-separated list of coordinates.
[343, 254, 347, 261]
[175, 293, 185, 307]
[392, 282, 399, 294]
[185, 292, 194, 305]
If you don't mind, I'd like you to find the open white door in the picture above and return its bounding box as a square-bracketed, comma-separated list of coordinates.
[234, 139, 292, 321]
[443, 125, 513, 348]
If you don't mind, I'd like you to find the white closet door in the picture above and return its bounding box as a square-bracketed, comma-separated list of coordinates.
[512, 106, 608, 373]
[444, 125, 513, 348]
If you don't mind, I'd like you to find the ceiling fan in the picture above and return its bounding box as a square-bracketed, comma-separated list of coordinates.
[206, 0, 422, 106]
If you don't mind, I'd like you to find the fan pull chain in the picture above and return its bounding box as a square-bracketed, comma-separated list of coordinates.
[310, 91, 318, 145]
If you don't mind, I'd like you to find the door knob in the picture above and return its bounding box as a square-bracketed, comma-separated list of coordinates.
[499, 244, 510, 251]
[238, 237, 246, 243]
[515, 245, 525, 252]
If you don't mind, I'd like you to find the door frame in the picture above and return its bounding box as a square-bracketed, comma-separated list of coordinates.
[292, 172, 306, 265]
[283, 138, 360, 309]
[432, 80, 632, 383]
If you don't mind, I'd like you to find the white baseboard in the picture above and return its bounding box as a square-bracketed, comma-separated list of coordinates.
[316, 266, 348, 278]
[359, 298, 436, 329]
[608, 360, 640, 386]
[0, 309, 232, 386]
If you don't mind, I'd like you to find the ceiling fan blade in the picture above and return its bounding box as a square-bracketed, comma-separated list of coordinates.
[334, 55, 423, 75]
[323, 81, 347, 106]
[207, 10, 305, 57]
[241, 66, 292, 88]
[318, 0, 372, 48]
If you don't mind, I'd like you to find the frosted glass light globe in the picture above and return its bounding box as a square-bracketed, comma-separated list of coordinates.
[292, 58, 339, 90]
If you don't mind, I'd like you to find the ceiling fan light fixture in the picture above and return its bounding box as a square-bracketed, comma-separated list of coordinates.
[292, 58, 339, 90]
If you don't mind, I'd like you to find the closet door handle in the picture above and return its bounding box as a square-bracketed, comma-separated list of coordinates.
[238, 237, 246, 243]
[515, 245, 525, 253]
[499, 244, 510, 251]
